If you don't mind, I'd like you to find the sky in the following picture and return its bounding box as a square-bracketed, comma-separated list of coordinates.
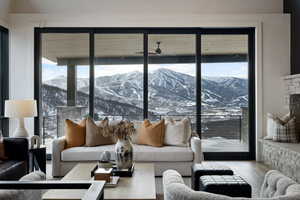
[42, 58, 248, 81]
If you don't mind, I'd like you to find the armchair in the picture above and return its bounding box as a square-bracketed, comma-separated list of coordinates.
[163, 170, 300, 200]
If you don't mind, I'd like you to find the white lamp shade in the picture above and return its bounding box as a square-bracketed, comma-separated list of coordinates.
[5, 100, 37, 118]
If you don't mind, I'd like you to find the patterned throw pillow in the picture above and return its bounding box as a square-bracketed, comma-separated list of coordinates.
[273, 117, 298, 143]
[85, 117, 115, 147]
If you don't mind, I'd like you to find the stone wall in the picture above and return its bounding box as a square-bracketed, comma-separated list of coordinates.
[261, 140, 300, 183]
[283, 74, 300, 105]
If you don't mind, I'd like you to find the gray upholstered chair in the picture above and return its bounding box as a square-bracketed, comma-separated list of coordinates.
[163, 170, 300, 200]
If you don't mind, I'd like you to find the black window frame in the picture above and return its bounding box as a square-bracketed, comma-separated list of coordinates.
[0, 26, 9, 137]
[34, 27, 255, 160]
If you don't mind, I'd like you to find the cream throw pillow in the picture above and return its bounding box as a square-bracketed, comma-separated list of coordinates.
[131, 121, 143, 144]
[264, 113, 290, 140]
[164, 117, 192, 146]
[86, 117, 115, 147]
[264, 113, 278, 140]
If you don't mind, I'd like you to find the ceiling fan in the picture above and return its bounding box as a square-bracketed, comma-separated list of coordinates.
[136, 41, 162, 55]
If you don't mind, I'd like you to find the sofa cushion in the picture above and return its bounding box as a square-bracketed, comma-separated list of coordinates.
[61, 144, 193, 162]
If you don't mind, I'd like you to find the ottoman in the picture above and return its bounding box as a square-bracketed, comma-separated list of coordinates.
[199, 175, 252, 198]
[191, 163, 234, 191]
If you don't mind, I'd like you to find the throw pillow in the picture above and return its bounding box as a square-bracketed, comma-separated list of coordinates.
[65, 119, 86, 149]
[264, 113, 291, 140]
[130, 121, 143, 144]
[164, 117, 191, 146]
[137, 119, 165, 147]
[264, 113, 279, 140]
[273, 117, 298, 143]
[86, 117, 115, 147]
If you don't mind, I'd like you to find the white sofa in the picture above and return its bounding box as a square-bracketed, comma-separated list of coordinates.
[52, 135, 203, 177]
[163, 170, 300, 200]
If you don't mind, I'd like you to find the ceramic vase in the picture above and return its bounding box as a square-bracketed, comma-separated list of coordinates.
[115, 138, 133, 169]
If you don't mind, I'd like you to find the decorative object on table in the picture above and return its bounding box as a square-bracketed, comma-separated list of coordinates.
[105, 176, 120, 187]
[30, 135, 41, 149]
[29, 146, 46, 174]
[93, 167, 112, 181]
[98, 151, 113, 168]
[112, 163, 135, 177]
[4, 100, 37, 137]
[112, 120, 135, 169]
[91, 163, 135, 178]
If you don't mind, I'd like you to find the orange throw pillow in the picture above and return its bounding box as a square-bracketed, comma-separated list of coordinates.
[137, 119, 165, 147]
[65, 119, 86, 149]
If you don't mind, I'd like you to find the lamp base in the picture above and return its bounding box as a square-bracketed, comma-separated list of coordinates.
[13, 118, 29, 138]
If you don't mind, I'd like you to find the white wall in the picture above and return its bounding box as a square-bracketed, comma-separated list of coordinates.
[0, 0, 11, 27]
[8, 13, 290, 160]
[10, 0, 283, 14]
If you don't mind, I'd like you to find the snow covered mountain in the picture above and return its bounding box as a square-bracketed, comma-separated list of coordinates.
[42, 68, 248, 117]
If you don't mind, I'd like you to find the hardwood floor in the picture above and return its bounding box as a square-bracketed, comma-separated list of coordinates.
[47, 161, 270, 198]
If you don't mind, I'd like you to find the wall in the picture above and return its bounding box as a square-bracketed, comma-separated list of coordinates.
[0, 0, 11, 27]
[284, 0, 300, 74]
[10, 0, 283, 14]
[8, 12, 290, 160]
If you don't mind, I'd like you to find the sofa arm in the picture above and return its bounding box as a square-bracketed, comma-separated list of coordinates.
[191, 137, 203, 163]
[52, 137, 66, 177]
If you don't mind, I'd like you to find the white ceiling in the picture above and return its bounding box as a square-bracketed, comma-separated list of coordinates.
[10, 0, 283, 14]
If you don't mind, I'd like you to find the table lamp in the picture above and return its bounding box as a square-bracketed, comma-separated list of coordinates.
[5, 100, 37, 137]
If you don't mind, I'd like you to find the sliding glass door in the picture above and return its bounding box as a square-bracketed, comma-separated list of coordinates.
[0, 26, 9, 136]
[41, 33, 90, 154]
[201, 34, 250, 153]
[147, 34, 196, 130]
[35, 28, 255, 160]
[94, 34, 144, 121]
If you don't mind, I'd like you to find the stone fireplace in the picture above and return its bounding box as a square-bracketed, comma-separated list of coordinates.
[283, 74, 300, 103]
[283, 74, 300, 131]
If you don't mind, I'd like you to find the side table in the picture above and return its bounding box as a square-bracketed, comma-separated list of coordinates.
[29, 146, 46, 174]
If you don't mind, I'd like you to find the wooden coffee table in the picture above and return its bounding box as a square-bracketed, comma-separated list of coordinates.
[43, 163, 156, 200]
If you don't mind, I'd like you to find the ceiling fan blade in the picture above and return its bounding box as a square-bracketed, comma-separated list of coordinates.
[135, 51, 157, 55]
